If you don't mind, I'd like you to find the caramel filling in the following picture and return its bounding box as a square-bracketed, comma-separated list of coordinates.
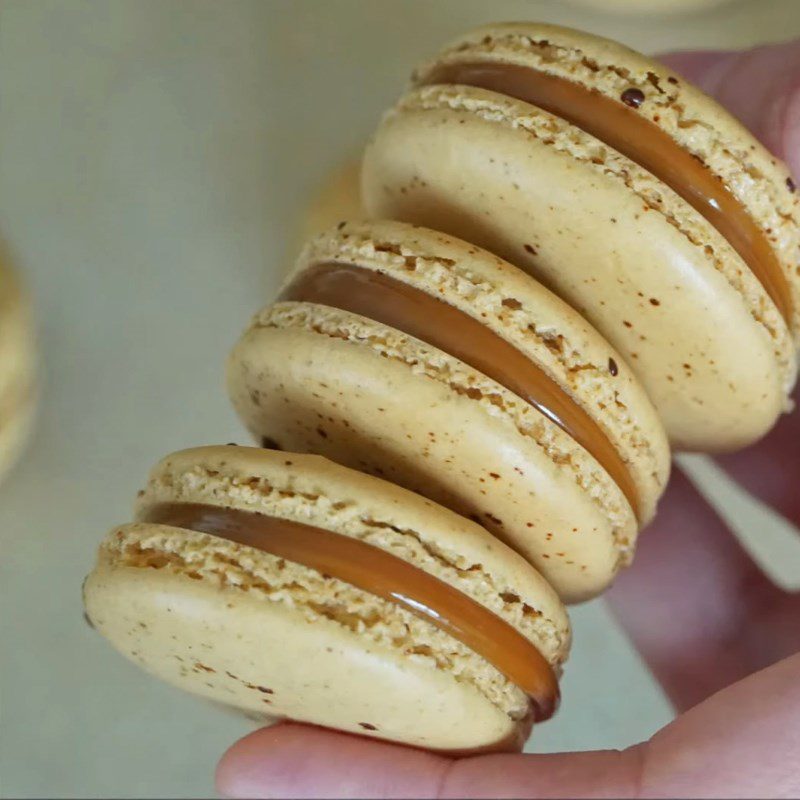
[420, 62, 792, 325]
[142, 501, 559, 721]
[280, 262, 640, 518]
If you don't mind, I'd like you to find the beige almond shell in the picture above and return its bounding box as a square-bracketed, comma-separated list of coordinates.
[86, 536, 526, 751]
[362, 86, 794, 451]
[84, 446, 570, 750]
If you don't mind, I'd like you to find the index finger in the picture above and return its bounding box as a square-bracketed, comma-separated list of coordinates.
[215, 722, 639, 799]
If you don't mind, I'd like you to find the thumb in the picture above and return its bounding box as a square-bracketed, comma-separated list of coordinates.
[215, 723, 638, 799]
[215, 654, 800, 799]
[659, 39, 800, 176]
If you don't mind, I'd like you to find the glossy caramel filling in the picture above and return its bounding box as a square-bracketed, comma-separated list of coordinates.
[420, 62, 792, 325]
[142, 501, 559, 721]
[280, 262, 640, 518]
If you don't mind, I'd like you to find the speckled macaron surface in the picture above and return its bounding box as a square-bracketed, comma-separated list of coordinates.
[83, 445, 571, 752]
[362, 22, 800, 452]
[228, 220, 670, 602]
[0, 251, 36, 484]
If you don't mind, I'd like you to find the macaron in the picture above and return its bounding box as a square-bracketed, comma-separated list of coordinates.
[297, 159, 364, 244]
[0, 249, 36, 484]
[362, 22, 800, 452]
[228, 220, 670, 602]
[565, 0, 734, 11]
[83, 445, 570, 752]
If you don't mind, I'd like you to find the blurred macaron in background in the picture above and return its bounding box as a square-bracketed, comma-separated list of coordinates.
[565, 0, 736, 13]
[0, 245, 36, 486]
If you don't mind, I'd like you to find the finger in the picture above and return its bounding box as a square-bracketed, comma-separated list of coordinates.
[218, 653, 800, 799]
[660, 39, 800, 174]
[216, 473, 792, 797]
[644, 651, 800, 798]
[607, 467, 788, 712]
[216, 722, 641, 800]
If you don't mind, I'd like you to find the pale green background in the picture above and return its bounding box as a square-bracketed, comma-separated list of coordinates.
[1, 1, 799, 797]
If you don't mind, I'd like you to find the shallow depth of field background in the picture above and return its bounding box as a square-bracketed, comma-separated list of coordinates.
[1, 1, 799, 797]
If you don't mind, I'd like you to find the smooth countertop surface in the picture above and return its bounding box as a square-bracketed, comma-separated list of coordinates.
[1, 1, 799, 797]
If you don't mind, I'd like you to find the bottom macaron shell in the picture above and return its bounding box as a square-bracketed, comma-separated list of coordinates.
[85, 541, 529, 752]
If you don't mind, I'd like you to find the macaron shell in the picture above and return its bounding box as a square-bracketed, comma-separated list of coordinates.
[228, 309, 630, 602]
[362, 87, 790, 451]
[415, 22, 800, 336]
[85, 536, 526, 752]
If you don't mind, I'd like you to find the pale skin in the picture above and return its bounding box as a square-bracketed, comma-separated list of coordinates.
[217, 41, 800, 799]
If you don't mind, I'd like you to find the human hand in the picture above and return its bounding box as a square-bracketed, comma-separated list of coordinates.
[216, 40, 800, 799]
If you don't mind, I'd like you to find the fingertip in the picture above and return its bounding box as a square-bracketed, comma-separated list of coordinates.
[215, 723, 290, 799]
[217, 722, 331, 799]
[215, 722, 450, 799]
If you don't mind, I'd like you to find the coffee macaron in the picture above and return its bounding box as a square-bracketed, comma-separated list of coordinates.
[228, 220, 670, 602]
[565, 0, 735, 12]
[0, 249, 36, 484]
[362, 22, 800, 452]
[83, 445, 570, 752]
[297, 159, 365, 245]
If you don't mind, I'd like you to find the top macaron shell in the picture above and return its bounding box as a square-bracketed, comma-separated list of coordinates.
[84, 446, 570, 751]
[362, 23, 799, 452]
[228, 221, 670, 601]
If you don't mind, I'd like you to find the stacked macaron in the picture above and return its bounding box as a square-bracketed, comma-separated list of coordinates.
[84, 219, 666, 749]
[0, 249, 36, 484]
[363, 22, 799, 451]
[84, 445, 569, 751]
[84, 22, 798, 752]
